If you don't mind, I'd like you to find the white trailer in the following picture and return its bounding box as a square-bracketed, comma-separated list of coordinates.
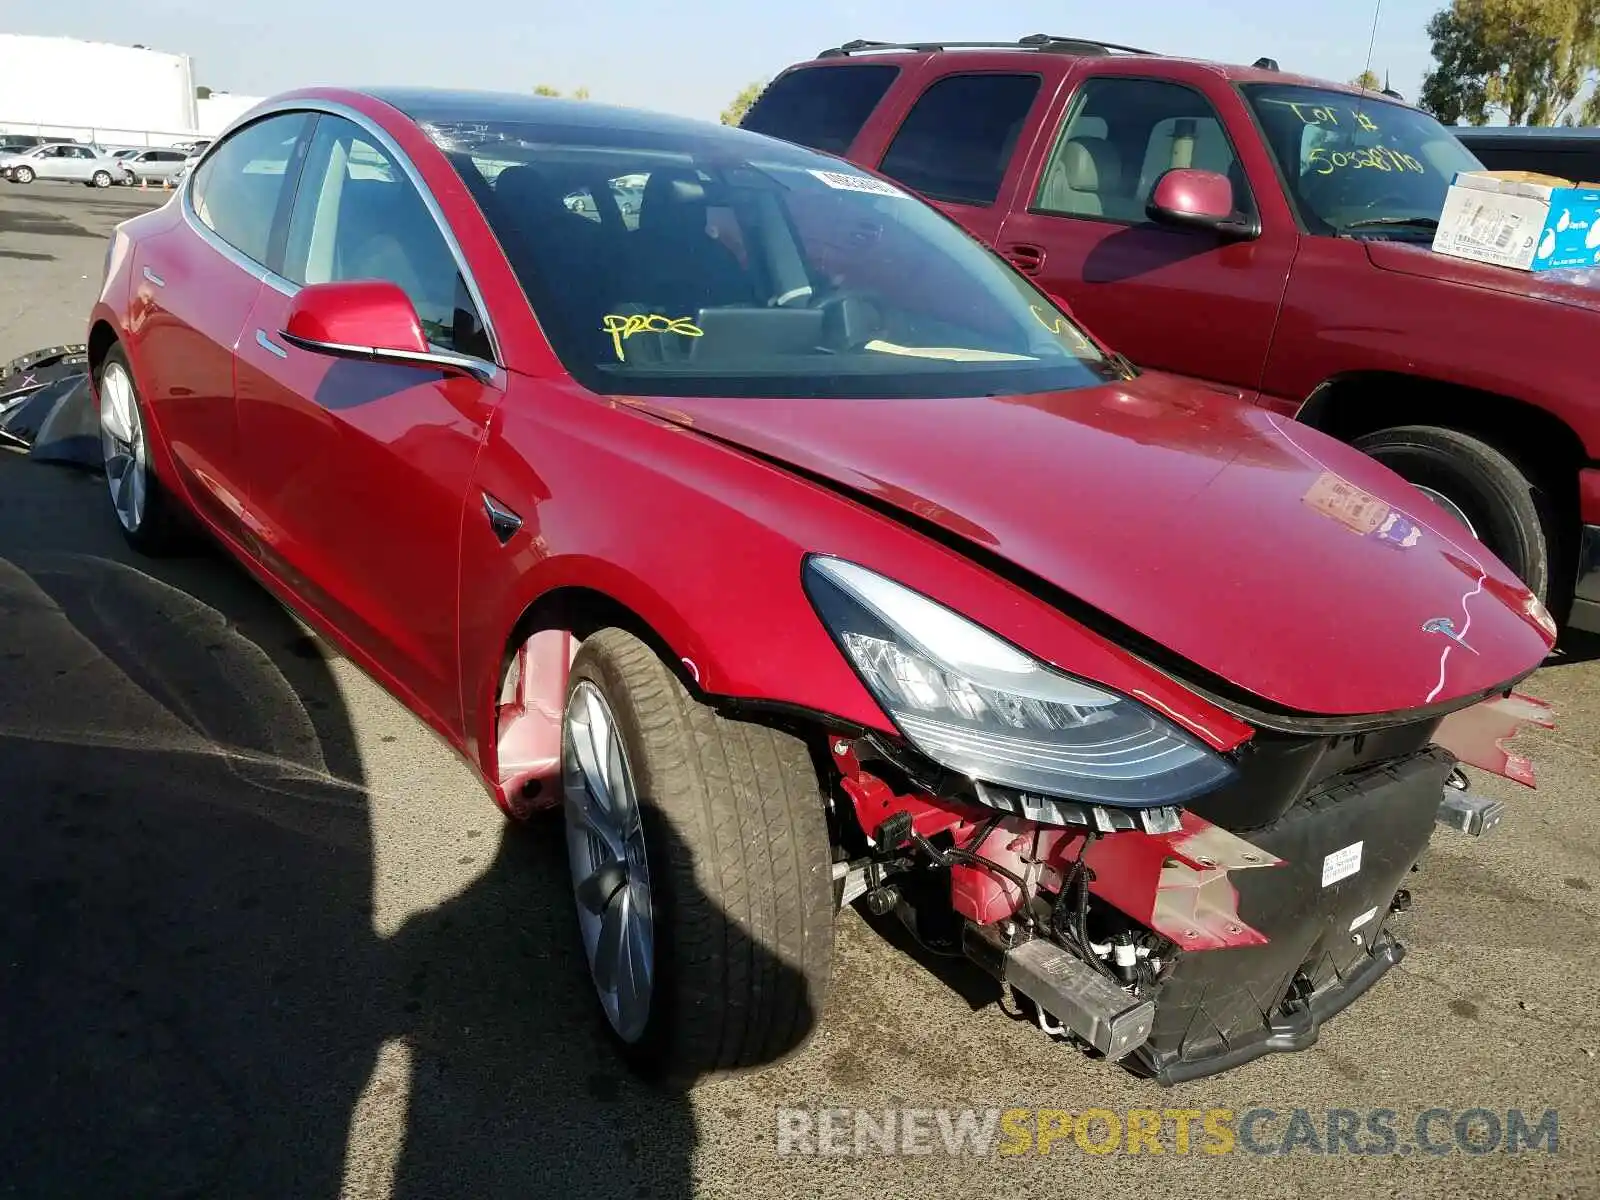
[0, 34, 198, 143]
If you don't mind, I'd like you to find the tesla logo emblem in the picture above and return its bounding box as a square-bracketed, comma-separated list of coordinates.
[1422, 616, 1478, 655]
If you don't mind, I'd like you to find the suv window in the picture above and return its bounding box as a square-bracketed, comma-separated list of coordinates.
[191, 113, 311, 265]
[740, 65, 899, 155]
[282, 115, 491, 359]
[418, 114, 1123, 401]
[1035, 78, 1251, 223]
[879, 73, 1042, 207]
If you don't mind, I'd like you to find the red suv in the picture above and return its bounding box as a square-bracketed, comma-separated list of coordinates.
[744, 34, 1600, 634]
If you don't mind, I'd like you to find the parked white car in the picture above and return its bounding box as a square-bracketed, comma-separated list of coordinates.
[116, 146, 191, 186]
[0, 142, 130, 187]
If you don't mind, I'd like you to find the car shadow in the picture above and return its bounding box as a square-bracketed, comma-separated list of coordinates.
[1549, 626, 1600, 667]
[0, 454, 809, 1197]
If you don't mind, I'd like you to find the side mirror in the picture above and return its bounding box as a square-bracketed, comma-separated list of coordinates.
[281, 279, 494, 383]
[1147, 168, 1260, 240]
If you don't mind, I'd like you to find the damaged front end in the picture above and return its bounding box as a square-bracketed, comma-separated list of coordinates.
[810, 553, 1555, 1083]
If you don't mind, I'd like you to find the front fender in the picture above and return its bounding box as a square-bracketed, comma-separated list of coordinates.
[457, 379, 1255, 786]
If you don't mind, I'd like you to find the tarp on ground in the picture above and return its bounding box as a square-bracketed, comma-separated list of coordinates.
[0, 345, 101, 469]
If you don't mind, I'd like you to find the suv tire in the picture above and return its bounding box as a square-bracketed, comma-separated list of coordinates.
[1353, 425, 1550, 602]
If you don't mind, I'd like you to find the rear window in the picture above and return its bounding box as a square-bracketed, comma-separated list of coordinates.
[879, 73, 1042, 207]
[740, 65, 899, 154]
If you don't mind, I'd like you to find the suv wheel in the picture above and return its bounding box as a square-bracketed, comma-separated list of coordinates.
[1353, 425, 1550, 602]
[560, 627, 834, 1085]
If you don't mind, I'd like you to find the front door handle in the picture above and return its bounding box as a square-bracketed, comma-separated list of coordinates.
[1004, 243, 1046, 275]
[255, 329, 288, 359]
[142, 265, 165, 287]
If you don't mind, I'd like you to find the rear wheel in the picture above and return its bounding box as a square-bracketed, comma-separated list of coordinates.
[96, 345, 188, 554]
[91, 170, 112, 188]
[1354, 425, 1550, 601]
[561, 627, 834, 1086]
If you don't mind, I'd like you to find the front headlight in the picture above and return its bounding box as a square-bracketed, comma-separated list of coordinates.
[804, 556, 1235, 807]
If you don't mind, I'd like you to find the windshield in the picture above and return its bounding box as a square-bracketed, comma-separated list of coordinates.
[1242, 85, 1483, 239]
[422, 118, 1124, 399]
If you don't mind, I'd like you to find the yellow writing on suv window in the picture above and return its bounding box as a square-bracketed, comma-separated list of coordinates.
[1307, 145, 1425, 176]
[1262, 98, 1382, 134]
[601, 313, 704, 361]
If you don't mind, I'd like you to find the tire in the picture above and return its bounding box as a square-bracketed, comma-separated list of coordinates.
[1354, 425, 1550, 601]
[14, 166, 33, 184]
[561, 627, 834, 1086]
[95, 344, 189, 555]
[91, 170, 112, 188]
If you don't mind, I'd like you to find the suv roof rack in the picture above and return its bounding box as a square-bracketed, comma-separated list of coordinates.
[816, 33, 1154, 59]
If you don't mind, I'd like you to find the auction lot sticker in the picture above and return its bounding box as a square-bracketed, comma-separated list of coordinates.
[808, 169, 908, 198]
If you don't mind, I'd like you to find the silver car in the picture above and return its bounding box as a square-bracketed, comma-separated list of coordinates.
[116, 146, 191, 185]
[0, 142, 130, 187]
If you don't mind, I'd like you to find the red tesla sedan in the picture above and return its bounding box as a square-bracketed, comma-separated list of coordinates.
[88, 87, 1557, 1085]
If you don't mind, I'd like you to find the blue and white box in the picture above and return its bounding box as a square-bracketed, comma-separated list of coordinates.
[1431, 170, 1600, 272]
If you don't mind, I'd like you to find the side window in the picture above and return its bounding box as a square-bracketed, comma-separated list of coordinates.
[1034, 78, 1253, 224]
[878, 73, 1042, 207]
[191, 112, 312, 265]
[282, 115, 491, 360]
[739, 65, 900, 154]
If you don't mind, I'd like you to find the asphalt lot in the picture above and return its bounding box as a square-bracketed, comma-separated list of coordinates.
[2, 182, 1597, 1199]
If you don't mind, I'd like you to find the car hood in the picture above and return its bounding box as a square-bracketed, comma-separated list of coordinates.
[629, 373, 1554, 716]
[1366, 239, 1600, 314]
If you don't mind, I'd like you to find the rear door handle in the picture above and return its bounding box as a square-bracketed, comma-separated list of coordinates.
[255, 329, 288, 359]
[142, 266, 165, 287]
[1004, 243, 1046, 275]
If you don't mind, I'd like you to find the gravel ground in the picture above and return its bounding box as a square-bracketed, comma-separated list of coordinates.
[2, 182, 1596, 1199]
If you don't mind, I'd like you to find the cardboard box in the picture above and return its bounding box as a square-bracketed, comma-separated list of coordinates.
[1431, 170, 1600, 272]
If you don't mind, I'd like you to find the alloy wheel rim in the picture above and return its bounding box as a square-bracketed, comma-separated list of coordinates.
[1414, 485, 1478, 539]
[562, 680, 654, 1043]
[99, 362, 147, 532]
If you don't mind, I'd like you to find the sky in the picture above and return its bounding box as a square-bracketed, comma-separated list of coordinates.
[1, 0, 1447, 121]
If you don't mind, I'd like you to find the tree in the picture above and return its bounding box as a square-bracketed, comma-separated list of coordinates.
[1351, 69, 1383, 91]
[1420, 0, 1600, 126]
[721, 82, 765, 127]
[532, 84, 589, 99]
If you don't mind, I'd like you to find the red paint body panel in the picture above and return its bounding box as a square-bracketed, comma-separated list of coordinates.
[626, 380, 1552, 715]
[283, 280, 428, 353]
[127, 223, 264, 540]
[236, 285, 496, 734]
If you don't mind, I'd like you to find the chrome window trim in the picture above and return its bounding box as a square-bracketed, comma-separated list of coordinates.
[178, 96, 505, 374]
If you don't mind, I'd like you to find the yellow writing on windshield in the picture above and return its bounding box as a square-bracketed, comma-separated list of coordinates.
[1308, 145, 1425, 176]
[1029, 304, 1096, 353]
[1261, 98, 1382, 134]
[601, 313, 704, 361]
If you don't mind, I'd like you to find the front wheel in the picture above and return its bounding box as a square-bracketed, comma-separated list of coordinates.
[13, 166, 33, 184]
[1353, 425, 1550, 602]
[560, 627, 834, 1086]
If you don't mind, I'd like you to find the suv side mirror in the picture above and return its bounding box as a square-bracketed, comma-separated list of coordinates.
[1147, 168, 1260, 240]
[281, 280, 494, 383]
